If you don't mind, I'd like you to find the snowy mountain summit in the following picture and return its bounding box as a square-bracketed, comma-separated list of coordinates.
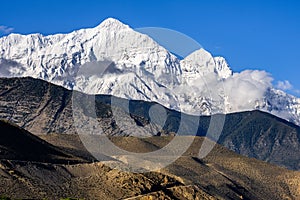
[1, 18, 300, 125]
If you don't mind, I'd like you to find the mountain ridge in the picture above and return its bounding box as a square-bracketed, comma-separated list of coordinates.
[0, 77, 299, 170]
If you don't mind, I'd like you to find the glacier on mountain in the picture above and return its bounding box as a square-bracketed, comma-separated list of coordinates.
[0, 18, 300, 125]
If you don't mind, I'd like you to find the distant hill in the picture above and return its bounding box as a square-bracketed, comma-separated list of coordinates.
[0, 77, 299, 170]
[217, 110, 300, 170]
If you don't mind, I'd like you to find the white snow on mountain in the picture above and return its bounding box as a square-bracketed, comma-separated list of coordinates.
[0, 18, 300, 125]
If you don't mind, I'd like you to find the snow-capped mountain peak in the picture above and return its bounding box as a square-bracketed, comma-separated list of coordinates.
[180, 48, 232, 79]
[96, 18, 130, 30]
[181, 48, 215, 73]
[213, 56, 232, 79]
[0, 17, 300, 125]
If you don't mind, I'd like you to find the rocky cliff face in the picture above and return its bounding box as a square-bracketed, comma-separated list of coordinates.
[0, 77, 75, 134]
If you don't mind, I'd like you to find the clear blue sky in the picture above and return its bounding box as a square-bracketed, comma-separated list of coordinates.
[1, 0, 300, 96]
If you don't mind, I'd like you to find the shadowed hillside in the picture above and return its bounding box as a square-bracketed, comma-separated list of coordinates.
[0, 120, 88, 164]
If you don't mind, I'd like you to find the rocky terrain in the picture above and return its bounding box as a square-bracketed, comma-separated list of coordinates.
[0, 120, 299, 199]
[0, 77, 299, 171]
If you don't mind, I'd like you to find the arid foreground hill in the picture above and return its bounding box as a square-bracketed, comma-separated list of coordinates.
[0, 120, 299, 200]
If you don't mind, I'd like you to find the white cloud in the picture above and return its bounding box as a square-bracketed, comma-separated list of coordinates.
[222, 70, 273, 111]
[0, 25, 14, 34]
[276, 80, 293, 91]
[176, 69, 274, 114]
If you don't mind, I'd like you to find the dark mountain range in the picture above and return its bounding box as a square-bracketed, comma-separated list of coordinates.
[0, 77, 299, 170]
